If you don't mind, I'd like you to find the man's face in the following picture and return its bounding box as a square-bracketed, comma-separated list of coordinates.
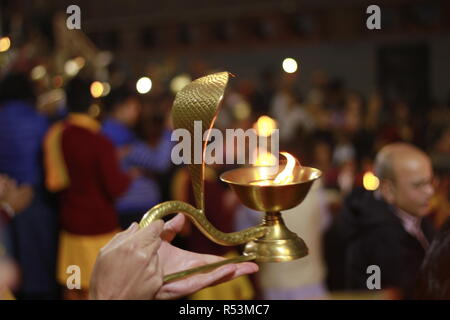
[391, 156, 434, 217]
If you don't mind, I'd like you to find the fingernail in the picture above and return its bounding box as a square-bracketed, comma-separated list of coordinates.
[129, 222, 139, 232]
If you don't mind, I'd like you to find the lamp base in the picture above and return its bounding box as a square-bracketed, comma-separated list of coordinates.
[243, 212, 308, 262]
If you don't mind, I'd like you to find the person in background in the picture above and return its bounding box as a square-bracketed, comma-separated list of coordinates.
[101, 86, 172, 229]
[325, 143, 435, 298]
[0, 175, 34, 300]
[235, 179, 331, 300]
[415, 218, 450, 299]
[428, 127, 450, 228]
[43, 77, 131, 299]
[0, 72, 58, 299]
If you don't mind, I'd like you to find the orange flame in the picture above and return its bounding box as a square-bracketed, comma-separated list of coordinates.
[274, 152, 297, 184]
[251, 152, 299, 186]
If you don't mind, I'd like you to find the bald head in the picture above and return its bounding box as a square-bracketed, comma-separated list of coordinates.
[374, 143, 430, 181]
[374, 143, 434, 217]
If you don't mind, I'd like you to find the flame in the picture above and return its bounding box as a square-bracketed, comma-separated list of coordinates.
[274, 152, 297, 184]
[250, 151, 299, 186]
[363, 171, 379, 191]
[253, 115, 277, 137]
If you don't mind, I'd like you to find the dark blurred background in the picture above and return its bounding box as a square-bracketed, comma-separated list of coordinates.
[0, 0, 449, 300]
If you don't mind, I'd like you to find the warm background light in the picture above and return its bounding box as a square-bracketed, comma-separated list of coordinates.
[64, 59, 81, 76]
[363, 171, 380, 191]
[282, 58, 298, 73]
[90, 81, 104, 98]
[0, 37, 11, 52]
[101, 82, 111, 97]
[254, 115, 277, 137]
[89, 103, 101, 118]
[233, 101, 251, 121]
[31, 65, 47, 80]
[170, 74, 191, 94]
[136, 77, 152, 94]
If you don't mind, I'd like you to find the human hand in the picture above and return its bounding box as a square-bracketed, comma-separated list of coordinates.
[154, 214, 259, 300]
[0, 175, 17, 201]
[0, 255, 19, 293]
[89, 214, 258, 300]
[89, 221, 164, 300]
[1, 177, 33, 214]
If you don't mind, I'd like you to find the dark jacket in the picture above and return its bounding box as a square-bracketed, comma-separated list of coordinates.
[324, 187, 435, 298]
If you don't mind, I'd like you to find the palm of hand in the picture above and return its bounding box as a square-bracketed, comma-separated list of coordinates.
[154, 215, 258, 300]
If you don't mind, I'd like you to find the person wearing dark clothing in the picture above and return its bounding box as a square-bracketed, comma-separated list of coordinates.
[326, 187, 434, 295]
[101, 86, 172, 229]
[0, 72, 58, 299]
[324, 143, 435, 298]
[415, 218, 450, 299]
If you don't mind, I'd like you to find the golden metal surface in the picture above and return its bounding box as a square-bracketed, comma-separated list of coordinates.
[220, 165, 321, 262]
[220, 165, 321, 212]
[139, 72, 268, 282]
[140, 72, 267, 247]
[163, 254, 256, 283]
[139, 200, 266, 246]
[171, 72, 229, 210]
[139, 71, 322, 283]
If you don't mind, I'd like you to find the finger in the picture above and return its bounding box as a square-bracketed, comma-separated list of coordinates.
[224, 262, 259, 280]
[200, 262, 259, 288]
[133, 220, 164, 248]
[156, 264, 238, 300]
[159, 247, 225, 274]
[160, 214, 186, 242]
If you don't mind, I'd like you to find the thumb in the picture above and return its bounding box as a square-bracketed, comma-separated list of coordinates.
[161, 214, 186, 242]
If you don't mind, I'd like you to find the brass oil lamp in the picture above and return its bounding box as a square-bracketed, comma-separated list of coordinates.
[139, 72, 321, 282]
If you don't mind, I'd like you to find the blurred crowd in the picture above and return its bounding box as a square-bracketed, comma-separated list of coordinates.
[0, 59, 449, 300]
[0, 9, 449, 300]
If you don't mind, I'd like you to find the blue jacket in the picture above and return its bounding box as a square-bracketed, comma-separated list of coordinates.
[102, 118, 173, 213]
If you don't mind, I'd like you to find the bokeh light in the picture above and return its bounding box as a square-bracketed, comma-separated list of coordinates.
[254, 115, 277, 137]
[136, 77, 152, 94]
[0, 37, 11, 52]
[31, 65, 47, 80]
[170, 74, 191, 94]
[363, 171, 380, 191]
[90, 81, 104, 98]
[64, 60, 80, 76]
[101, 82, 111, 97]
[282, 58, 298, 73]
